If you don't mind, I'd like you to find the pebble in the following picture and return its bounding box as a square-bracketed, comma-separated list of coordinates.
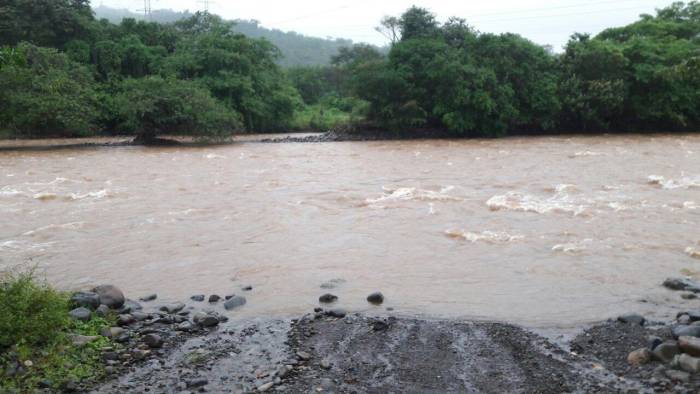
[190, 295, 205, 302]
[296, 351, 311, 361]
[139, 294, 158, 302]
[186, 378, 208, 388]
[627, 348, 651, 366]
[93, 285, 126, 309]
[143, 334, 164, 349]
[320, 359, 332, 369]
[224, 295, 247, 311]
[69, 307, 92, 322]
[242, 285, 253, 291]
[258, 382, 274, 392]
[319, 294, 338, 304]
[367, 292, 385, 305]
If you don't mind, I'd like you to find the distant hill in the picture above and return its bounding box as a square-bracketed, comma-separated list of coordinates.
[92, 5, 354, 67]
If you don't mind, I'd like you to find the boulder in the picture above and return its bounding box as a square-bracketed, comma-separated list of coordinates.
[652, 341, 680, 363]
[679, 336, 700, 357]
[92, 285, 125, 309]
[70, 292, 100, 310]
[627, 348, 651, 366]
[224, 296, 247, 311]
[69, 307, 91, 322]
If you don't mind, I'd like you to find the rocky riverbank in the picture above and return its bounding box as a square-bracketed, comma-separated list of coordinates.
[7, 278, 700, 393]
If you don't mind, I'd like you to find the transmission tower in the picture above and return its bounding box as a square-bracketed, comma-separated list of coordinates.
[142, 0, 152, 20]
[197, 0, 211, 13]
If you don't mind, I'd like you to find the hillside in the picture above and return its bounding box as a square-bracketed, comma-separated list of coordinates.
[92, 5, 353, 67]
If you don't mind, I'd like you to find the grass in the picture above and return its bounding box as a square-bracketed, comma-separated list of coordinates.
[0, 268, 117, 392]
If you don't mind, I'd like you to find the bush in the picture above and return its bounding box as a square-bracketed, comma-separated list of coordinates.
[0, 269, 68, 350]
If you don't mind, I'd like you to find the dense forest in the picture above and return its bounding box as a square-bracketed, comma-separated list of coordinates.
[93, 5, 355, 68]
[0, 1, 699, 142]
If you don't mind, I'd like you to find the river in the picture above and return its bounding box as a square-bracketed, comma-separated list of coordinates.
[1, 134, 699, 327]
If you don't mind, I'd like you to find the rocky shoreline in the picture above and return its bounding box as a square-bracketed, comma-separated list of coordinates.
[7, 278, 700, 393]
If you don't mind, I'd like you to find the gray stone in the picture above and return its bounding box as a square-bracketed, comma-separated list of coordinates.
[367, 292, 385, 305]
[190, 295, 205, 302]
[160, 303, 185, 314]
[197, 314, 220, 328]
[682, 293, 698, 300]
[100, 327, 125, 338]
[139, 294, 157, 302]
[258, 382, 274, 392]
[241, 285, 253, 291]
[326, 309, 346, 318]
[276, 366, 291, 379]
[679, 314, 692, 325]
[186, 378, 208, 388]
[673, 325, 700, 338]
[687, 310, 700, 322]
[679, 336, 700, 357]
[319, 294, 338, 304]
[92, 285, 125, 309]
[664, 278, 700, 293]
[320, 359, 332, 370]
[678, 353, 700, 373]
[132, 311, 149, 322]
[665, 369, 691, 383]
[648, 335, 663, 351]
[176, 321, 195, 332]
[208, 295, 221, 303]
[224, 295, 247, 311]
[652, 341, 680, 363]
[71, 291, 100, 310]
[95, 304, 110, 317]
[117, 314, 135, 326]
[119, 300, 143, 314]
[296, 351, 311, 361]
[143, 334, 163, 349]
[617, 314, 645, 326]
[69, 307, 91, 322]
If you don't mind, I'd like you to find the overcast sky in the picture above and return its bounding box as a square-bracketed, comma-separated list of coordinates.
[93, 0, 676, 50]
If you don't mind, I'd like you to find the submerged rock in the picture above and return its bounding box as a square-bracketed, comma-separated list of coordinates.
[92, 285, 125, 309]
[224, 296, 247, 311]
[208, 295, 221, 303]
[139, 293, 157, 302]
[319, 294, 338, 304]
[663, 278, 700, 293]
[367, 292, 385, 305]
[190, 294, 205, 302]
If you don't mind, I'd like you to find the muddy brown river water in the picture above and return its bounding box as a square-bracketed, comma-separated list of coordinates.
[1, 134, 699, 327]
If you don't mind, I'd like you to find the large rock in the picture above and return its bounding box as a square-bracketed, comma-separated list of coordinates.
[673, 325, 700, 339]
[69, 307, 92, 322]
[652, 341, 680, 363]
[319, 294, 338, 304]
[224, 296, 247, 311]
[664, 278, 700, 293]
[679, 336, 700, 357]
[678, 354, 700, 373]
[70, 292, 100, 310]
[92, 285, 125, 309]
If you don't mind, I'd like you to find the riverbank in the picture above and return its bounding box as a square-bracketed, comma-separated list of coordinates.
[4, 277, 700, 393]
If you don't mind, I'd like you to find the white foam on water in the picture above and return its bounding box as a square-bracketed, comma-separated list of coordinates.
[487, 185, 588, 216]
[365, 186, 461, 207]
[0, 240, 56, 252]
[648, 175, 700, 190]
[68, 189, 110, 200]
[552, 239, 593, 254]
[23, 222, 86, 237]
[445, 230, 524, 243]
[570, 151, 603, 158]
[0, 187, 24, 197]
[205, 153, 226, 159]
[687, 247, 700, 260]
[683, 201, 698, 210]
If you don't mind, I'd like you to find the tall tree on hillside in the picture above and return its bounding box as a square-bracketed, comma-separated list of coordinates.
[0, 0, 94, 48]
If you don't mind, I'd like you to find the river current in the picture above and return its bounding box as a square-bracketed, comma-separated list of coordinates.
[1, 134, 699, 327]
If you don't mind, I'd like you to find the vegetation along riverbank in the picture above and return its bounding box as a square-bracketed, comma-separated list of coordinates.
[1, 2, 699, 143]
